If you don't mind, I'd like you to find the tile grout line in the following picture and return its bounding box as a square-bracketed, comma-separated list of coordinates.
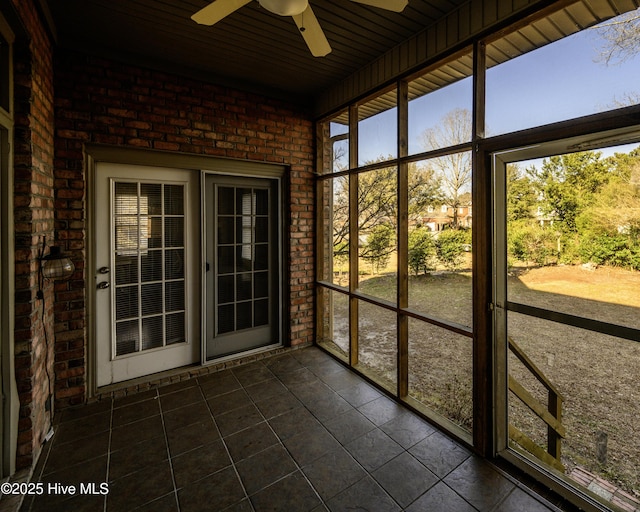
[104, 398, 114, 512]
[289, 355, 476, 512]
[242, 362, 328, 510]
[154, 388, 182, 512]
[199, 373, 257, 512]
[298, 362, 407, 511]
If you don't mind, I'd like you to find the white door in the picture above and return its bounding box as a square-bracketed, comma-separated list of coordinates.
[95, 163, 199, 387]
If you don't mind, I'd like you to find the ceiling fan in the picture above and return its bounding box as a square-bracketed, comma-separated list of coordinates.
[191, 0, 409, 57]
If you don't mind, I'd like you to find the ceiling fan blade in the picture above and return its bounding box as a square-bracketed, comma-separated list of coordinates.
[191, 0, 252, 25]
[350, 0, 408, 12]
[292, 5, 332, 57]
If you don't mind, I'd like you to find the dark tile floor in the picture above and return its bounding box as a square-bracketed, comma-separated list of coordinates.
[20, 347, 568, 512]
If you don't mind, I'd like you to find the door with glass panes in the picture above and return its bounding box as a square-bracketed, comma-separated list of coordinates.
[95, 163, 199, 387]
[204, 175, 281, 360]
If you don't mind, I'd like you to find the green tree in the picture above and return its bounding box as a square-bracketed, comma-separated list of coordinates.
[408, 227, 437, 275]
[507, 163, 537, 222]
[574, 146, 640, 269]
[535, 151, 612, 233]
[331, 158, 442, 264]
[362, 223, 395, 274]
[435, 229, 468, 270]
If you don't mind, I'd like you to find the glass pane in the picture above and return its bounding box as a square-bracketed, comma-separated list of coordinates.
[148, 217, 162, 249]
[408, 319, 473, 433]
[320, 110, 349, 174]
[408, 52, 473, 155]
[507, 312, 640, 503]
[115, 217, 139, 252]
[165, 249, 184, 280]
[115, 254, 137, 285]
[218, 187, 235, 214]
[166, 313, 185, 345]
[237, 216, 252, 245]
[358, 89, 397, 166]
[317, 288, 349, 362]
[114, 183, 138, 215]
[116, 319, 139, 356]
[112, 180, 189, 356]
[236, 301, 252, 330]
[236, 188, 253, 215]
[254, 245, 268, 270]
[255, 189, 268, 215]
[165, 217, 184, 247]
[407, 155, 473, 327]
[218, 217, 234, 244]
[218, 304, 234, 334]
[164, 184, 184, 215]
[115, 286, 138, 321]
[254, 271, 268, 299]
[237, 245, 253, 272]
[141, 283, 163, 316]
[218, 275, 234, 304]
[357, 301, 396, 392]
[141, 183, 162, 215]
[236, 273, 252, 301]
[165, 281, 184, 312]
[358, 168, 397, 303]
[218, 246, 234, 274]
[142, 316, 163, 350]
[486, 8, 640, 136]
[506, 143, 640, 331]
[141, 249, 162, 282]
[321, 176, 349, 286]
[255, 217, 268, 243]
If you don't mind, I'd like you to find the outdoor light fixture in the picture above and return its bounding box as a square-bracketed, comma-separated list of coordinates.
[258, 0, 308, 16]
[41, 246, 75, 280]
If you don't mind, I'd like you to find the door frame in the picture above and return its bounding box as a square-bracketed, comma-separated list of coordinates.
[0, 10, 17, 478]
[86, 145, 286, 395]
[489, 126, 640, 512]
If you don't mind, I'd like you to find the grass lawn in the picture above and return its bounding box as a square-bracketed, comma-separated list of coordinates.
[328, 264, 640, 498]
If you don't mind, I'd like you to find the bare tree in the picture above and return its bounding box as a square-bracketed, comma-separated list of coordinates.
[419, 108, 472, 227]
[594, 8, 640, 65]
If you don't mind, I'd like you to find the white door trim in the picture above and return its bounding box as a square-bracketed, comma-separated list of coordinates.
[86, 146, 286, 395]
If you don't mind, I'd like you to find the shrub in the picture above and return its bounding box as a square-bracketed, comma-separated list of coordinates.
[579, 233, 640, 270]
[408, 227, 437, 275]
[435, 229, 467, 270]
[508, 221, 558, 266]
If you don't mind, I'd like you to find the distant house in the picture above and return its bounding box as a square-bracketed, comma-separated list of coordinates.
[422, 204, 472, 231]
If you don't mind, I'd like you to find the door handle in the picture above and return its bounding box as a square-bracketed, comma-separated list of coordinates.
[97, 281, 110, 290]
[98, 267, 110, 274]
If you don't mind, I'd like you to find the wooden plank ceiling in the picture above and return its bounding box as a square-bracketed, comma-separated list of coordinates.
[46, 0, 467, 105]
[46, 0, 638, 114]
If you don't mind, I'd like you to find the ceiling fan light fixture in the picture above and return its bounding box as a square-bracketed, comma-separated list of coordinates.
[258, 0, 309, 16]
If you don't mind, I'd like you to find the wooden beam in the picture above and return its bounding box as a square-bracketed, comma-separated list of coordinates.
[471, 39, 494, 457]
[349, 104, 359, 366]
[397, 81, 409, 398]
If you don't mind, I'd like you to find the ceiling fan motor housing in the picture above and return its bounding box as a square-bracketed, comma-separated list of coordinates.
[258, 0, 309, 16]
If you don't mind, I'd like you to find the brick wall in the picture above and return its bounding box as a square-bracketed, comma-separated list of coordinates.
[11, 0, 57, 469]
[53, 51, 316, 408]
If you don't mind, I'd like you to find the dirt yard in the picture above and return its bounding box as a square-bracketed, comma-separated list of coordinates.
[326, 264, 640, 497]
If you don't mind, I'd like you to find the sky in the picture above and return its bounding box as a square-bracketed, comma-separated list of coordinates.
[351, 11, 640, 165]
